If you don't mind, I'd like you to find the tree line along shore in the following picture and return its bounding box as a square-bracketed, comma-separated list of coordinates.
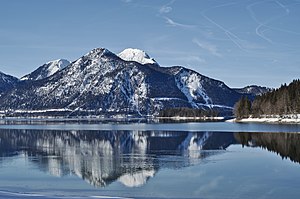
[234, 79, 300, 119]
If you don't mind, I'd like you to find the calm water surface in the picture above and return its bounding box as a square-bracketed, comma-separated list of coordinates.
[0, 122, 299, 199]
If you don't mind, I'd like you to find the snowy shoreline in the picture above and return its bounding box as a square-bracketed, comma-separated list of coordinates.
[227, 114, 300, 124]
[156, 116, 226, 121]
[0, 115, 227, 123]
[0, 114, 299, 124]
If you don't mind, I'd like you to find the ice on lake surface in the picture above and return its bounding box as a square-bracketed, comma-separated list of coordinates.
[0, 122, 299, 199]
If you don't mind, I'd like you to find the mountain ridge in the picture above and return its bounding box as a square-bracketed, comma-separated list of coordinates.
[0, 71, 19, 94]
[0, 47, 259, 117]
[233, 85, 271, 96]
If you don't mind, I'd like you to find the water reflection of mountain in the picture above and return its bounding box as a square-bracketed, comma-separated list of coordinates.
[235, 132, 300, 164]
[0, 129, 235, 187]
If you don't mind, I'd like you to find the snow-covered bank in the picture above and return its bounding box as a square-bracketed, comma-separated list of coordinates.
[157, 116, 225, 121]
[227, 114, 300, 124]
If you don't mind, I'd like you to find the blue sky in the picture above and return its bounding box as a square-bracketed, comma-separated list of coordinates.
[0, 0, 299, 88]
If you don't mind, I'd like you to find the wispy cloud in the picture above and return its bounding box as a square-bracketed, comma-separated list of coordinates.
[200, 1, 251, 51]
[159, 0, 175, 14]
[121, 0, 133, 3]
[160, 6, 172, 13]
[146, 48, 206, 66]
[193, 38, 222, 57]
[246, 0, 292, 45]
[175, 55, 206, 64]
[159, 1, 197, 30]
[187, 55, 206, 63]
[164, 17, 196, 29]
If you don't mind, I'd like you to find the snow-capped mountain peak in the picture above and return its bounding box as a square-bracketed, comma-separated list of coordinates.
[46, 59, 70, 74]
[117, 48, 157, 65]
[21, 59, 70, 81]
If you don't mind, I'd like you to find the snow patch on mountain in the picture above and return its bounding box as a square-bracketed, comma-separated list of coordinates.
[49, 59, 70, 71]
[175, 69, 212, 108]
[117, 48, 157, 65]
[44, 59, 70, 77]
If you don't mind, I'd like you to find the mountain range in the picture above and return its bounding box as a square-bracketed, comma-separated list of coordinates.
[0, 48, 269, 117]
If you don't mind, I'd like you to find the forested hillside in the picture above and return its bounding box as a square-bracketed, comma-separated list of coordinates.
[234, 79, 300, 119]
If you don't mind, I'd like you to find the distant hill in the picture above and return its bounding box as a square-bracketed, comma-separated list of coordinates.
[233, 85, 271, 96]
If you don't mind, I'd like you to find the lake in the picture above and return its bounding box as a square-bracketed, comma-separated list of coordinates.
[0, 121, 299, 199]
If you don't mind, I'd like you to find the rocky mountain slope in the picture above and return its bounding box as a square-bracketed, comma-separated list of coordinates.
[0, 48, 249, 117]
[0, 71, 19, 94]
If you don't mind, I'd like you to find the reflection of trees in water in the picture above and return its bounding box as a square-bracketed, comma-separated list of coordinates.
[0, 129, 234, 188]
[235, 132, 300, 164]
